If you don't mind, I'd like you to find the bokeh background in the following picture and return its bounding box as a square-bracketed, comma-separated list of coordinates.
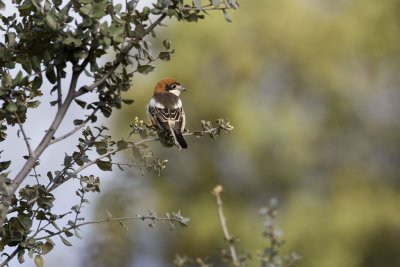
[76, 0, 400, 266]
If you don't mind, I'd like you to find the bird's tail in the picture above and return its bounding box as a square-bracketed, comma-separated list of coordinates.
[173, 130, 188, 149]
[167, 123, 187, 149]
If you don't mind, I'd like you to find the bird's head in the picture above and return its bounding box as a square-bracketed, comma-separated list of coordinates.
[154, 78, 187, 96]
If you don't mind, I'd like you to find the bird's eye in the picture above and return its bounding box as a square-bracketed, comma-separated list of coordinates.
[171, 84, 176, 89]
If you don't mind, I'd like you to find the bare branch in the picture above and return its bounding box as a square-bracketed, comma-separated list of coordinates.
[212, 185, 240, 266]
[0, 247, 20, 267]
[50, 108, 99, 145]
[35, 213, 187, 241]
[14, 112, 32, 156]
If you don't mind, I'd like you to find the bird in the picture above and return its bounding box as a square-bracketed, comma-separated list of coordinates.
[147, 78, 188, 149]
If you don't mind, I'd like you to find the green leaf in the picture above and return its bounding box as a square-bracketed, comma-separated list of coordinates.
[20, 58, 32, 73]
[117, 140, 128, 150]
[3, 72, 12, 85]
[74, 229, 82, 239]
[30, 56, 41, 71]
[162, 39, 171, 49]
[32, 75, 43, 90]
[96, 160, 112, 171]
[46, 67, 57, 84]
[63, 36, 82, 46]
[93, 2, 106, 19]
[79, 4, 92, 16]
[34, 255, 44, 267]
[45, 13, 57, 30]
[222, 9, 232, 22]
[50, 100, 58, 106]
[27, 101, 41, 108]
[64, 154, 72, 167]
[142, 6, 150, 16]
[42, 241, 54, 254]
[73, 119, 84, 126]
[137, 65, 155, 74]
[5, 102, 17, 112]
[64, 229, 73, 237]
[36, 210, 47, 220]
[0, 160, 11, 172]
[60, 236, 72, 246]
[74, 99, 87, 108]
[17, 249, 25, 263]
[121, 99, 134, 105]
[150, 8, 161, 15]
[164, 8, 176, 16]
[159, 51, 171, 61]
[47, 171, 53, 181]
[211, 0, 220, 7]
[14, 71, 23, 85]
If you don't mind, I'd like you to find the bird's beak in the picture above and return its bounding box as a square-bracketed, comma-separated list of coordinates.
[179, 85, 187, 92]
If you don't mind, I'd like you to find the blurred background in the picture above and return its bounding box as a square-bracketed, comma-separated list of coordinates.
[71, 0, 400, 266]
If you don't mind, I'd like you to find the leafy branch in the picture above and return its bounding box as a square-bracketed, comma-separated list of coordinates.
[0, 211, 190, 267]
[35, 211, 190, 241]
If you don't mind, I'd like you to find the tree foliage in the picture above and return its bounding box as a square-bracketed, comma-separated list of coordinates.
[0, 0, 238, 265]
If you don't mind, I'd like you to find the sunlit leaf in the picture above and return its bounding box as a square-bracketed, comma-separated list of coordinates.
[137, 65, 155, 74]
[34, 255, 44, 267]
[96, 160, 112, 171]
[42, 242, 54, 255]
[60, 236, 72, 246]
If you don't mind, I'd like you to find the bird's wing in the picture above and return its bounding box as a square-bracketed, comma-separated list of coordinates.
[148, 104, 184, 131]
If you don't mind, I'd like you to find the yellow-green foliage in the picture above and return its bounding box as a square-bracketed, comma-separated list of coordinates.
[89, 0, 400, 266]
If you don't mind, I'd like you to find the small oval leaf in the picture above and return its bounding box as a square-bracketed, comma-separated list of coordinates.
[34, 255, 44, 267]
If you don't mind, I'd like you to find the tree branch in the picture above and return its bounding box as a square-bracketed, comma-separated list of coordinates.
[49, 108, 99, 145]
[212, 185, 240, 267]
[14, 112, 32, 156]
[35, 213, 186, 241]
[0, 246, 20, 267]
[48, 126, 225, 191]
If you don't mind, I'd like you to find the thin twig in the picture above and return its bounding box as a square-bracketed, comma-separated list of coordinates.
[50, 108, 99, 145]
[212, 185, 240, 266]
[179, 6, 229, 11]
[0, 246, 20, 267]
[35, 214, 182, 240]
[14, 112, 32, 156]
[56, 66, 63, 109]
